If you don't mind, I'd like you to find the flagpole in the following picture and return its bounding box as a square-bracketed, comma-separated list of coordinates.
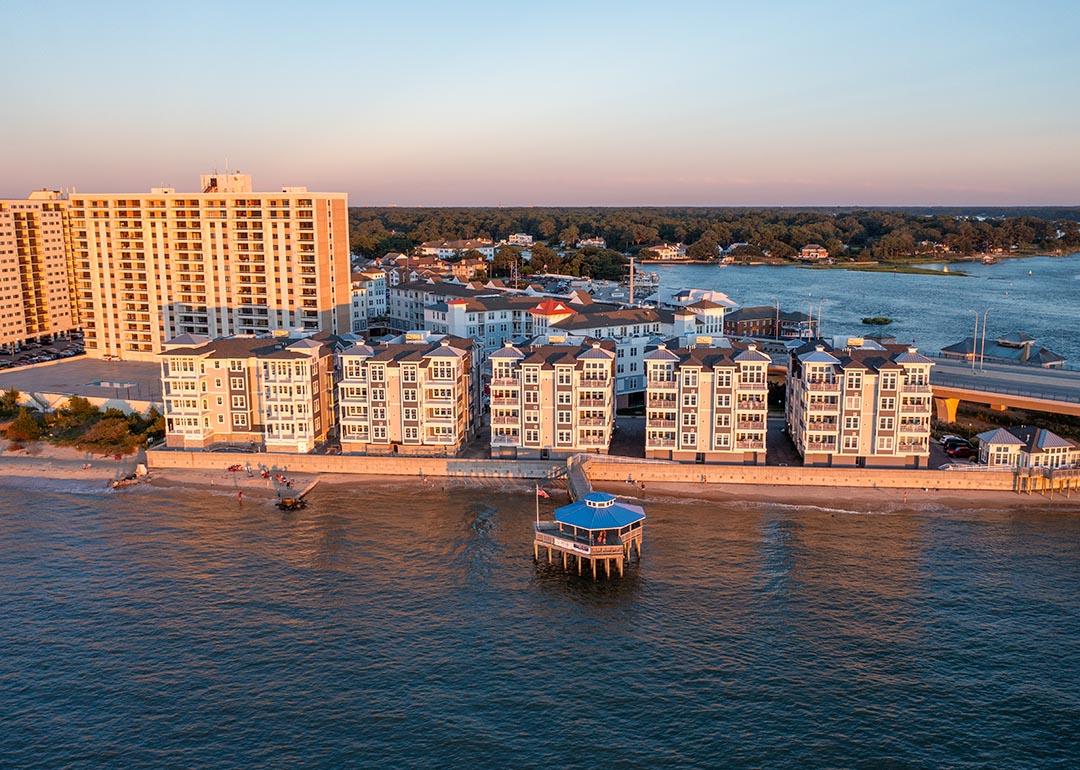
[535, 482, 540, 524]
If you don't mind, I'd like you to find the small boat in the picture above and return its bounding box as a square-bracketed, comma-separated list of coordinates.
[276, 496, 307, 511]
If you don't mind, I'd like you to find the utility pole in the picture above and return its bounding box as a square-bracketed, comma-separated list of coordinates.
[971, 311, 979, 372]
[980, 309, 990, 371]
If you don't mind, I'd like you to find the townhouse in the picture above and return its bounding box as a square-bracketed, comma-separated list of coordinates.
[337, 333, 481, 455]
[159, 333, 335, 453]
[644, 340, 771, 463]
[786, 339, 934, 467]
[488, 341, 616, 459]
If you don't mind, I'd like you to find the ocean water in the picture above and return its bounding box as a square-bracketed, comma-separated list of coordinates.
[653, 252, 1080, 361]
[1, 482, 1078, 769]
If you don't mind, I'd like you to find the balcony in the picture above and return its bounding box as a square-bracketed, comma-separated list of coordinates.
[491, 397, 518, 406]
[806, 380, 840, 392]
[491, 434, 520, 447]
[900, 404, 932, 416]
[647, 378, 677, 389]
[648, 438, 676, 448]
[491, 377, 519, 386]
[737, 419, 765, 430]
[736, 399, 765, 410]
[806, 420, 837, 432]
[805, 440, 836, 451]
[735, 440, 765, 450]
[901, 382, 931, 393]
[578, 417, 608, 427]
[649, 419, 676, 428]
[491, 415, 520, 425]
[580, 377, 609, 388]
[898, 442, 927, 453]
[738, 380, 769, 391]
[579, 398, 608, 407]
[647, 397, 677, 408]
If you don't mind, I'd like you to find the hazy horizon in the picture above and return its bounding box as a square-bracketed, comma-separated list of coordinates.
[2, 0, 1079, 206]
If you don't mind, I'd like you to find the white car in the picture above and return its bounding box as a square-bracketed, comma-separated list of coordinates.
[938, 434, 966, 446]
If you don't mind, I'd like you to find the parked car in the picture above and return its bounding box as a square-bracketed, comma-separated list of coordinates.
[938, 434, 967, 446]
[942, 437, 974, 450]
[946, 444, 977, 459]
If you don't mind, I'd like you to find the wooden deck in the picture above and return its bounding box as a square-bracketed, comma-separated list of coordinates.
[533, 520, 643, 579]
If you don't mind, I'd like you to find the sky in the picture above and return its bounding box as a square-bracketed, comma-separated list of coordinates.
[1, 0, 1078, 206]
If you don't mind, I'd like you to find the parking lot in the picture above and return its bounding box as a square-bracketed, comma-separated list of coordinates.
[0, 334, 85, 369]
[0, 357, 162, 405]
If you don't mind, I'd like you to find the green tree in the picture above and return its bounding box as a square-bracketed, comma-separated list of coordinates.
[6, 408, 41, 442]
[0, 389, 19, 419]
[75, 416, 138, 456]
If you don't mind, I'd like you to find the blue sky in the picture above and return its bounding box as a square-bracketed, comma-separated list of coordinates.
[1, 0, 1078, 204]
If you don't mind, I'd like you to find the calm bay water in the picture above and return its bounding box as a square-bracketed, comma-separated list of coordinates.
[654, 253, 1080, 360]
[1, 482, 1078, 768]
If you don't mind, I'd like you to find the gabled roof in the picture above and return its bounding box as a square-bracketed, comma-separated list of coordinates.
[1009, 425, 1076, 452]
[799, 349, 841, 365]
[489, 345, 525, 360]
[644, 346, 680, 362]
[976, 428, 1025, 446]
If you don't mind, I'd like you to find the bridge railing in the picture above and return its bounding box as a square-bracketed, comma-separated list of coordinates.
[929, 371, 1080, 403]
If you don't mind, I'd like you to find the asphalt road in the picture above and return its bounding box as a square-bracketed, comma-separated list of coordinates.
[930, 357, 1080, 403]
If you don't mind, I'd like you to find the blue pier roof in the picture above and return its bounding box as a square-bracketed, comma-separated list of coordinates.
[554, 492, 646, 531]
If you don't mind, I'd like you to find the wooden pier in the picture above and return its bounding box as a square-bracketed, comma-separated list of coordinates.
[1014, 466, 1080, 498]
[533, 491, 645, 579]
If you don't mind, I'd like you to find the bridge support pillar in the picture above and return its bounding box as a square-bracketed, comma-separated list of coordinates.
[934, 397, 959, 423]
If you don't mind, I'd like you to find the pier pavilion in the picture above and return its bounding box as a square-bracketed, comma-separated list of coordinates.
[534, 492, 645, 579]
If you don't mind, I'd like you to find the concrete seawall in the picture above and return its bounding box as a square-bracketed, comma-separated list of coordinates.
[148, 448, 1022, 493]
[579, 457, 1018, 491]
[147, 449, 565, 480]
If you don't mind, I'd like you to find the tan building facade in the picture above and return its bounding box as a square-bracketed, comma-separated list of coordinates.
[488, 341, 616, 459]
[159, 333, 335, 453]
[786, 340, 934, 468]
[644, 341, 770, 463]
[70, 174, 350, 361]
[337, 333, 480, 455]
[0, 191, 79, 349]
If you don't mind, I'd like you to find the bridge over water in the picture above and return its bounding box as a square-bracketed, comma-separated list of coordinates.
[928, 357, 1080, 420]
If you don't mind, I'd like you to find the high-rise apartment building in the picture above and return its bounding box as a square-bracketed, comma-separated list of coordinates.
[336, 332, 480, 455]
[488, 341, 616, 459]
[69, 173, 349, 361]
[0, 191, 79, 349]
[644, 340, 771, 463]
[159, 333, 336, 453]
[786, 339, 934, 467]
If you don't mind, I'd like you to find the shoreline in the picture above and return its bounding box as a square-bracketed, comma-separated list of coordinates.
[641, 250, 1075, 271]
[2, 449, 1074, 512]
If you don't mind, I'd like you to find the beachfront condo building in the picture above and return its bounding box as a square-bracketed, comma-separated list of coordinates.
[336, 332, 480, 455]
[0, 191, 79, 350]
[643, 340, 771, 463]
[69, 173, 350, 361]
[159, 333, 336, 453]
[487, 341, 616, 459]
[785, 339, 934, 468]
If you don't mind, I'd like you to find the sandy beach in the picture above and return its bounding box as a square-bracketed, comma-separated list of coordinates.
[2, 441, 1075, 513]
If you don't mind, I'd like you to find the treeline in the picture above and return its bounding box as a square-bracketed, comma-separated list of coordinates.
[350, 207, 1080, 263]
[1, 391, 164, 455]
